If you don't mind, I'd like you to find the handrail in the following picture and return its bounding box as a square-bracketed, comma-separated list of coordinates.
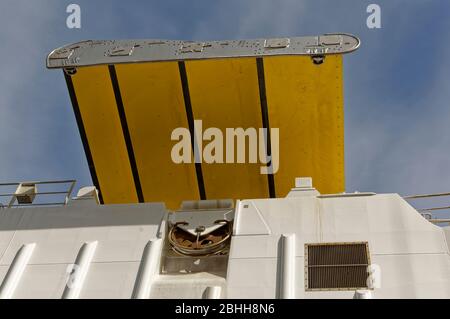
[403, 192, 450, 225]
[418, 206, 450, 212]
[428, 219, 450, 224]
[0, 179, 76, 186]
[403, 192, 450, 199]
[0, 191, 69, 197]
[0, 180, 76, 208]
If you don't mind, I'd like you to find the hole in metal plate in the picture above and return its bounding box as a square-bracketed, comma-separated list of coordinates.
[264, 38, 290, 49]
[107, 45, 136, 57]
[181, 42, 207, 53]
[319, 35, 342, 46]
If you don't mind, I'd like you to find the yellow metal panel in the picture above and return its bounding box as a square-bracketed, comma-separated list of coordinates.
[186, 58, 269, 200]
[115, 62, 199, 209]
[263, 55, 345, 196]
[71, 66, 138, 204]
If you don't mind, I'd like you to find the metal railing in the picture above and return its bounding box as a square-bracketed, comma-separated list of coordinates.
[403, 192, 450, 225]
[0, 180, 76, 208]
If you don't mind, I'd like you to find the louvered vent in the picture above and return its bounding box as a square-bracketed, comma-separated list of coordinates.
[305, 242, 371, 291]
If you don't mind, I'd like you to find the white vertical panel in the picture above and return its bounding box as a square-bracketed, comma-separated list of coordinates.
[132, 238, 162, 299]
[62, 241, 98, 299]
[280, 234, 295, 299]
[0, 243, 36, 299]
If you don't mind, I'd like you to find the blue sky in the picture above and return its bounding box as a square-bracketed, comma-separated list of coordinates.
[0, 0, 449, 214]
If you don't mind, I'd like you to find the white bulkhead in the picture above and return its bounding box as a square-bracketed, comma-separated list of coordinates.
[0, 180, 449, 299]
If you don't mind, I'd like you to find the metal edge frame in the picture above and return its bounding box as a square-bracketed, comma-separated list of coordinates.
[304, 241, 372, 292]
[47, 33, 360, 69]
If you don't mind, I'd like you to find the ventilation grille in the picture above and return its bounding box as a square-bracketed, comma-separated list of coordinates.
[305, 242, 371, 291]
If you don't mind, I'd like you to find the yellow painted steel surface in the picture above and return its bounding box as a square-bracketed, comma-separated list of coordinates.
[263, 55, 345, 196]
[71, 66, 138, 204]
[185, 58, 269, 200]
[67, 55, 345, 206]
[115, 62, 199, 209]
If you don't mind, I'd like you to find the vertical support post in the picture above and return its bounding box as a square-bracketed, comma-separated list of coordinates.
[132, 238, 163, 299]
[0, 243, 36, 299]
[204, 286, 222, 299]
[62, 241, 98, 299]
[280, 233, 296, 299]
[354, 290, 373, 299]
